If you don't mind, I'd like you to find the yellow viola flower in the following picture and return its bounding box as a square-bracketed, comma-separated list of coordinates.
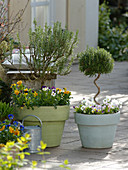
[24, 88, 28, 92]
[64, 88, 67, 91]
[56, 88, 61, 93]
[14, 90, 20, 95]
[10, 83, 16, 88]
[9, 127, 14, 133]
[33, 91, 38, 97]
[64, 91, 70, 94]
[14, 128, 20, 136]
[17, 80, 22, 86]
[0, 126, 5, 131]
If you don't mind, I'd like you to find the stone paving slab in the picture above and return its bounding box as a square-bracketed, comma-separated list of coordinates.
[22, 62, 128, 170]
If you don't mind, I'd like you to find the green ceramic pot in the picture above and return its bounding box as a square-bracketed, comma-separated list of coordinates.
[15, 105, 70, 147]
[74, 112, 120, 149]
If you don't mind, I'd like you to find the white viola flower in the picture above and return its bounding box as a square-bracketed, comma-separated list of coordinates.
[102, 105, 106, 110]
[111, 104, 115, 109]
[111, 99, 119, 107]
[118, 101, 123, 108]
[103, 99, 107, 104]
[89, 104, 93, 108]
[81, 100, 86, 105]
[106, 96, 111, 102]
[83, 109, 86, 113]
[92, 107, 97, 112]
[42, 87, 49, 91]
[81, 105, 86, 111]
[51, 92, 56, 97]
[97, 105, 102, 112]
[81, 98, 89, 105]
[108, 104, 112, 109]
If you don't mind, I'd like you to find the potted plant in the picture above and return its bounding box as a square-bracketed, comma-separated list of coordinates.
[3, 20, 78, 90]
[11, 80, 71, 147]
[74, 47, 122, 149]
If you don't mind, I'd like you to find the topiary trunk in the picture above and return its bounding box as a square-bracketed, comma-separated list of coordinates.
[94, 73, 100, 105]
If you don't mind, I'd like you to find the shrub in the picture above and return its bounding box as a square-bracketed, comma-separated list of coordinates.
[8, 20, 78, 88]
[78, 47, 114, 104]
[99, 1, 128, 61]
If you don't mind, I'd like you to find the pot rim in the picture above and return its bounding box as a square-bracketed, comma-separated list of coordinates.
[75, 111, 120, 116]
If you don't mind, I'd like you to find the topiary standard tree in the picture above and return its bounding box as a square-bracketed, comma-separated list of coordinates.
[78, 47, 114, 105]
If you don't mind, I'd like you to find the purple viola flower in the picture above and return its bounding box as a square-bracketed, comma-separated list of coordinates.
[52, 89, 56, 93]
[42, 86, 47, 89]
[8, 114, 14, 120]
[73, 106, 75, 109]
[51, 86, 56, 89]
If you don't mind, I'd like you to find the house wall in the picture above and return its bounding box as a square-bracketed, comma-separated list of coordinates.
[85, 0, 99, 48]
[53, 0, 66, 28]
[8, 0, 99, 50]
[69, 0, 86, 52]
[8, 0, 31, 45]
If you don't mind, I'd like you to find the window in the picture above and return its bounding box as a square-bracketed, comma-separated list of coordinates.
[31, 0, 53, 30]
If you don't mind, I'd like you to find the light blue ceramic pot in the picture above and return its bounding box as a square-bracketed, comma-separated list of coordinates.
[74, 112, 120, 149]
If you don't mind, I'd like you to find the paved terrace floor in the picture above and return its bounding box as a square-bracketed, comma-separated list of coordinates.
[22, 61, 128, 170]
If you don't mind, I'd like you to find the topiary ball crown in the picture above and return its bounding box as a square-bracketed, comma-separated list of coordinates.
[78, 47, 114, 77]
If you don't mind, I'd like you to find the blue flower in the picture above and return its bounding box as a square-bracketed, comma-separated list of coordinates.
[8, 114, 14, 120]
[13, 121, 18, 126]
[2, 121, 5, 123]
[6, 124, 10, 128]
[20, 125, 24, 131]
[101, 7, 104, 12]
